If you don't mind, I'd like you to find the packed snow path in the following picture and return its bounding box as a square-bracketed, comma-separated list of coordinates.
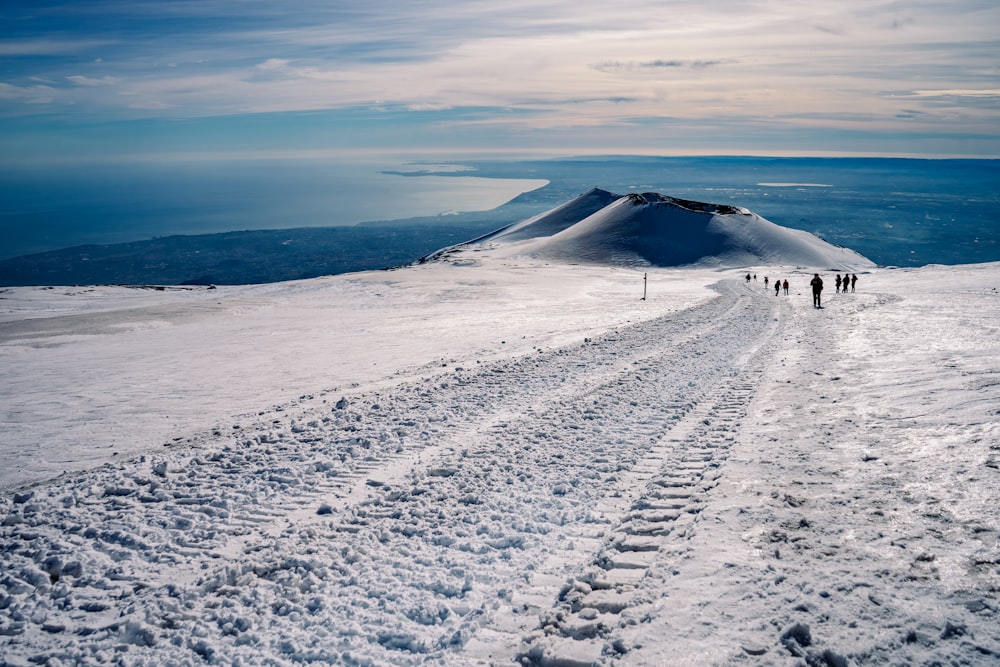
[2, 275, 998, 666]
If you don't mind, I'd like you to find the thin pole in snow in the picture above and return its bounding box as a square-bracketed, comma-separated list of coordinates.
[641, 272, 647, 301]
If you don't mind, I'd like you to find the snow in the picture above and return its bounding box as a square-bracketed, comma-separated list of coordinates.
[0, 265, 704, 491]
[1, 242, 999, 663]
[461, 189, 875, 271]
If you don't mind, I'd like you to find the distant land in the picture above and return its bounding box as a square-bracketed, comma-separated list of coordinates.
[0, 225, 481, 287]
[1, 157, 997, 286]
[0, 188, 553, 287]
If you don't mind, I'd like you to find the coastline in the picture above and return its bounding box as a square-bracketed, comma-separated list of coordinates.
[0, 161, 550, 261]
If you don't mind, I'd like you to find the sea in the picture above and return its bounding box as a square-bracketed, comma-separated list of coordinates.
[0, 160, 547, 261]
[2, 156, 998, 267]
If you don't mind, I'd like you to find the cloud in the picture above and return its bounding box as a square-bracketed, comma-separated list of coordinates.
[909, 89, 1000, 98]
[886, 16, 916, 30]
[594, 59, 732, 73]
[1, 0, 998, 157]
[891, 88, 1000, 112]
[66, 75, 119, 86]
[0, 39, 111, 56]
[407, 103, 454, 112]
[128, 100, 173, 110]
[256, 59, 291, 72]
[0, 81, 56, 103]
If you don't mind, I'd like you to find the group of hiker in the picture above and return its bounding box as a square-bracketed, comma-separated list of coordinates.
[809, 272, 858, 308]
[761, 275, 790, 296]
[747, 272, 859, 309]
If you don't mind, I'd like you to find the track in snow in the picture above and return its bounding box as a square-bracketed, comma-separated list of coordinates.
[0, 279, 786, 665]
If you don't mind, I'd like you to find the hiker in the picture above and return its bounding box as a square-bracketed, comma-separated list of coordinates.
[851, 274, 857, 292]
[835, 274, 842, 293]
[775, 281, 780, 296]
[783, 279, 789, 295]
[746, 273, 751, 283]
[764, 276, 769, 288]
[810, 273, 824, 308]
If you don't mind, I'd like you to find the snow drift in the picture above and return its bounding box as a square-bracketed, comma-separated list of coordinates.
[447, 188, 875, 269]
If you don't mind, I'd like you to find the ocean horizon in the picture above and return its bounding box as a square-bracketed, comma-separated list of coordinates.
[0, 159, 548, 260]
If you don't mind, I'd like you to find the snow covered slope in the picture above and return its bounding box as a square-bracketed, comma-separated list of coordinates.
[454, 189, 875, 270]
[475, 187, 622, 243]
[1, 261, 998, 666]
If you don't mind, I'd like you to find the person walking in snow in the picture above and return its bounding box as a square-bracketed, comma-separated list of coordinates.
[775, 281, 780, 296]
[783, 279, 789, 295]
[764, 276, 769, 288]
[746, 273, 751, 283]
[810, 274, 824, 308]
[835, 274, 842, 293]
[851, 274, 857, 292]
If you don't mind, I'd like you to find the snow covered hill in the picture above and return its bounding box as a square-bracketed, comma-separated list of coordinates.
[1, 257, 998, 666]
[441, 188, 875, 270]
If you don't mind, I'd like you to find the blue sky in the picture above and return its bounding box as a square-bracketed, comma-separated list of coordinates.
[2, 0, 999, 164]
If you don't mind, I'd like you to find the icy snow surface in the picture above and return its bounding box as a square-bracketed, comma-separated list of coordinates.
[1, 258, 999, 666]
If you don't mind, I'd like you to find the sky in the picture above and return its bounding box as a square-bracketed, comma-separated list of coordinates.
[1, 0, 999, 164]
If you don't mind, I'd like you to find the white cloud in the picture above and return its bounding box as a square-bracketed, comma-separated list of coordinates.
[66, 75, 119, 86]
[127, 100, 173, 110]
[0, 81, 55, 101]
[256, 58, 291, 72]
[910, 89, 1000, 98]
